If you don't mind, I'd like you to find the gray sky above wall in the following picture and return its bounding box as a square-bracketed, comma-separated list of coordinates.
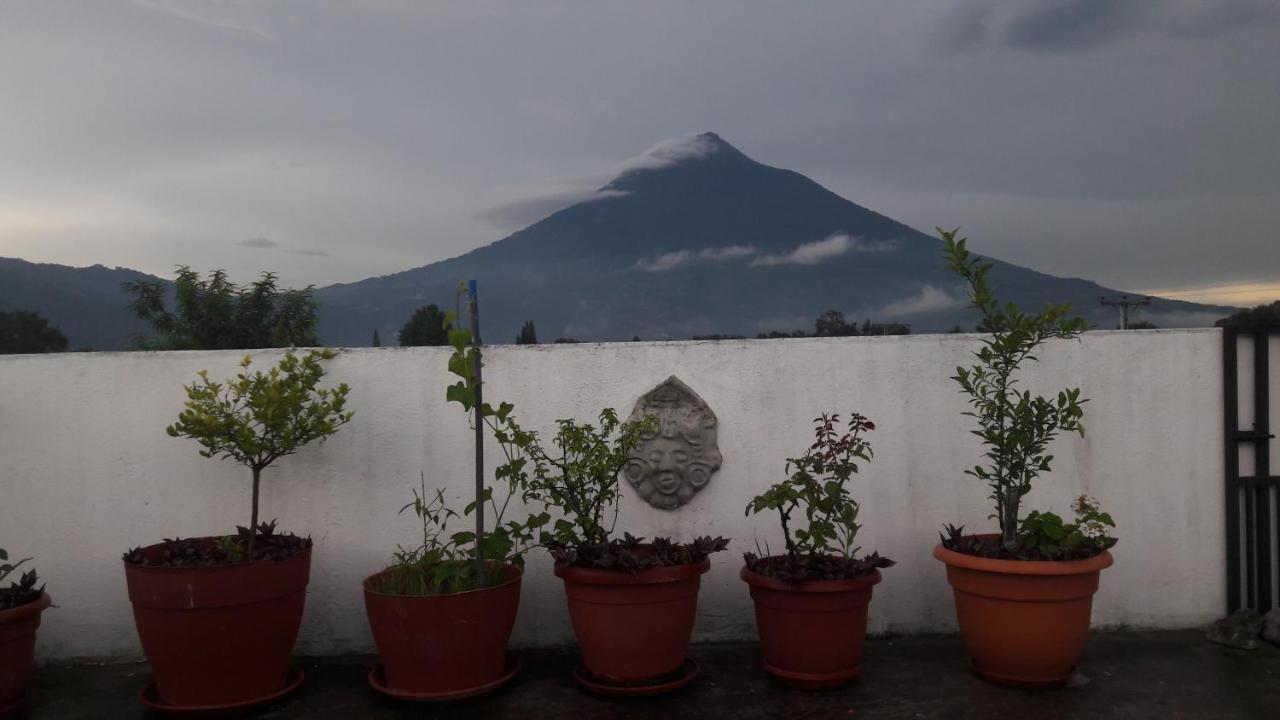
[2, 0, 1277, 305]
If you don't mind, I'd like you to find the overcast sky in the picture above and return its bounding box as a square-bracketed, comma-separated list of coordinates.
[2, 0, 1277, 305]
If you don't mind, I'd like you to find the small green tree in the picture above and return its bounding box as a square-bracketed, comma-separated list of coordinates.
[125, 267, 318, 350]
[398, 304, 451, 346]
[515, 321, 537, 345]
[0, 309, 69, 354]
[372, 329, 382, 347]
[942, 228, 1088, 552]
[166, 350, 352, 557]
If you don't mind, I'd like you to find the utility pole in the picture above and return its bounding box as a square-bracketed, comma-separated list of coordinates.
[1100, 295, 1151, 330]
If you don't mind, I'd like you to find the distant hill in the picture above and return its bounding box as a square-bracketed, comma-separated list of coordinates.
[314, 133, 1232, 344]
[1, 134, 1235, 350]
[0, 258, 158, 350]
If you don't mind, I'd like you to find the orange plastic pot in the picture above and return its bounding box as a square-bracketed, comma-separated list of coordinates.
[0, 592, 51, 717]
[363, 564, 522, 694]
[555, 558, 709, 683]
[741, 566, 881, 690]
[124, 541, 310, 707]
[934, 538, 1113, 687]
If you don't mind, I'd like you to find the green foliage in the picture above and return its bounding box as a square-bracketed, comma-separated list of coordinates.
[1019, 495, 1116, 559]
[941, 228, 1091, 552]
[371, 329, 382, 347]
[397, 304, 451, 346]
[515, 320, 537, 345]
[1216, 300, 1280, 329]
[0, 548, 42, 610]
[125, 267, 318, 350]
[0, 309, 68, 354]
[166, 350, 352, 555]
[378, 311, 549, 596]
[520, 409, 656, 551]
[746, 414, 875, 559]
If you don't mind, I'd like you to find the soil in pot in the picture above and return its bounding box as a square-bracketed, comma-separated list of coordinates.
[0, 592, 51, 717]
[934, 539, 1113, 688]
[555, 557, 709, 686]
[124, 538, 311, 708]
[363, 563, 523, 696]
[741, 565, 881, 690]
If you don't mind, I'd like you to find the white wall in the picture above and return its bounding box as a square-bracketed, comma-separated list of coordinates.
[0, 330, 1225, 661]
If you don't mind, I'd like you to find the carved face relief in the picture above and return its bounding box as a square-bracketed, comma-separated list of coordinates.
[624, 376, 722, 510]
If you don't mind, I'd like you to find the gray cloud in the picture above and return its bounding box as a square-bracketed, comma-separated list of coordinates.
[291, 249, 330, 258]
[237, 237, 278, 249]
[0, 1, 1276, 303]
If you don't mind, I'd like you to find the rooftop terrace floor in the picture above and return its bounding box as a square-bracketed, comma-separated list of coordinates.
[24, 630, 1280, 719]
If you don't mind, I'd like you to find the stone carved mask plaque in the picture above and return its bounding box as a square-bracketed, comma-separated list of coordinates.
[623, 376, 722, 510]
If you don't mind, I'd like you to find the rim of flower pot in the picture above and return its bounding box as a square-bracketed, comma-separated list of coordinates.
[122, 537, 312, 574]
[740, 565, 882, 593]
[554, 557, 711, 585]
[933, 539, 1114, 576]
[362, 562, 524, 599]
[0, 591, 52, 623]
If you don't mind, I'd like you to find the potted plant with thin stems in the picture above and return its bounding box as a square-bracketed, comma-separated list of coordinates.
[518, 409, 730, 695]
[0, 550, 48, 717]
[933, 228, 1117, 688]
[122, 350, 351, 710]
[362, 309, 549, 700]
[742, 413, 894, 689]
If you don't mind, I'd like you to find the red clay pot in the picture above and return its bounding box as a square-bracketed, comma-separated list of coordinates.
[555, 558, 709, 684]
[363, 564, 522, 694]
[741, 565, 881, 690]
[934, 538, 1113, 688]
[0, 592, 51, 717]
[123, 541, 310, 707]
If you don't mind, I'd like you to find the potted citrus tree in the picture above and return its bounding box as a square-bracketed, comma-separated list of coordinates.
[0, 551, 48, 717]
[520, 409, 729, 695]
[742, 412, 894, 689]
[122, 350, 351, 711]
[362, 317, 548, 701]
[934, 228, 1117, 687]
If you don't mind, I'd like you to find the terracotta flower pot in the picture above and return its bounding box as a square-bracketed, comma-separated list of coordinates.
[0, 592, 51, 717]
[934, 539, 1113, 687]
[363, 564, 522, 694]
[555, 558, 709, 684]
[123, 541, 311, 707]
[741, 565, 881, 690]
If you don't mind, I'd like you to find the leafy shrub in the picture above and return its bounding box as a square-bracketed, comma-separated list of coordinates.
[940, 228, 1117, 556]
[0, 549, 42, 610]
[376, 313, 549, 596]
[941, 494, 1117, 561]
[123, 350, 351, 563]
[744, 413, 893, 581]
[514, 408, 728, 570]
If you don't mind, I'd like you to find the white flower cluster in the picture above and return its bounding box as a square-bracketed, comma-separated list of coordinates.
[1072, 494, 1100, 516]
[1080, 519, 1110, 540]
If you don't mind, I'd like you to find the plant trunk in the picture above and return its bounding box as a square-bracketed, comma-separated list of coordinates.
[248, 467, 261, 559]
[1000, 493, 1019, 552]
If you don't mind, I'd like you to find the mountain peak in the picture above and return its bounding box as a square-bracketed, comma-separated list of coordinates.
[604, 132, 751, 189]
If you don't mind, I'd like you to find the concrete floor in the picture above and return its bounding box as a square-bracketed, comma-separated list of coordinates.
[21, 631, 1280, 719]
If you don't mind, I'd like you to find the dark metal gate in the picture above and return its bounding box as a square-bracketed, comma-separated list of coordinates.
[1224, 325, 1279, 612]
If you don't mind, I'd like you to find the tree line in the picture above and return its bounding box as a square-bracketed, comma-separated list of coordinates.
[4, 265, 1279, 354]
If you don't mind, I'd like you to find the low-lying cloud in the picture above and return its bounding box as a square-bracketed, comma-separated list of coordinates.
[636, 244, 757, 272]
[749, 234, 893, 267]
[875, 285, 965, 317]
[237, 237, 278, 249]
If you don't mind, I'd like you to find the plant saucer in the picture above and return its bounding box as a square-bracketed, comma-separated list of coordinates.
[572, 657, 700, 697]
[138, 666, 304, 716]
[367, 656, 521, 702]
